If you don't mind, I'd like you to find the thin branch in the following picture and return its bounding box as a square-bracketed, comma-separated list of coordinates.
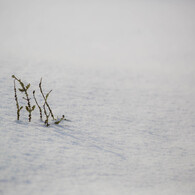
[12, 75, 35, 122]
[13, 79, 23, 120]
[43, 103, 50, 126]
[39, 78, 55, 120]
[54, 115, 65, 124]
[33, 90, 42, 121]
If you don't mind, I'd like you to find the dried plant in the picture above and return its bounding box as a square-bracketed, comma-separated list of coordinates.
[12, 75, 35, 122]
[39, 78, 55, 120]
[12, 75, 67, 126]
[54, 115, 65, 124]
[43, 103, 50, 126]
[33, 90, 42, 121]
[12, 78, 23, 120]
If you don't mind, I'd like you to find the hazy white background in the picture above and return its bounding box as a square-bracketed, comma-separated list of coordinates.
[0, 0, 195, 67]
[0, 1, 195, 195]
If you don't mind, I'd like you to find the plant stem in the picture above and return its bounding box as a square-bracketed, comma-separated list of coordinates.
[54, 115, 65, 124]
[43, 103, 50, 126]
[13, 79, 21, 120]
[39, 78, 55, 120]
[13, 75, 33, 122]
[33, 90, 42, 120]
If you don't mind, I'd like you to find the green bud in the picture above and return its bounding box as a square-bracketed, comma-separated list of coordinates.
[26, 84, 30, 90]
[18, 88, 25, 92]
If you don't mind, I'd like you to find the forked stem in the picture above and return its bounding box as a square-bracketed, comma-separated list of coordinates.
[33, 90, 42, 121]
[13, 79, 23, 120]
[39, 78, 55, 120]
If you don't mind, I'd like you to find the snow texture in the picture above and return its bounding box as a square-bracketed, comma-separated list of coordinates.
[0, 1, 195, 195]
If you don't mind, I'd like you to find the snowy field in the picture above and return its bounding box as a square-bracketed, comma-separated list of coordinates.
[0, 1, 195, 195]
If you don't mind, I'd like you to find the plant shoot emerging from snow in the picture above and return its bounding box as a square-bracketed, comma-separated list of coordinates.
[12, 75, 35, 122]
[39, 78, 55, 120]
[33, 90, 43, 121]
[13, 78, 23, 120]
[12, 75, 67, 126]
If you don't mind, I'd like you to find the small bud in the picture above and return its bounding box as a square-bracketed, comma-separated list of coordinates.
[18, 88, 25, 92]
[32, 105, 35, 111]
[26, 84, 30, 90]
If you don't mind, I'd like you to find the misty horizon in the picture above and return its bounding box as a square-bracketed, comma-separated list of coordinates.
[0, 0, 194, 67]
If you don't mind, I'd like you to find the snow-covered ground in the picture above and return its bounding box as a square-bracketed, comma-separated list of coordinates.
[0, 1, 195, 195]
[0, 60, 195, 195]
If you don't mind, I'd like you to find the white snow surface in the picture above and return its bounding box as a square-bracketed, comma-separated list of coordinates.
[0, 1, 195, 195]
[0, 60, 195, 195]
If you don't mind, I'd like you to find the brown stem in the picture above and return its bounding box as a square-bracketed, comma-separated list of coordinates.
[39, 78, 55, 120]
[13, 79, 20, 120]
[33, 90, 42, 120]
[43, 103, 50, 126]
[13, 75, 32, 122]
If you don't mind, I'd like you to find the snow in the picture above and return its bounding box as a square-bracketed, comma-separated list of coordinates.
[1, 60, 195, 195]
[0, 1, 195, 195]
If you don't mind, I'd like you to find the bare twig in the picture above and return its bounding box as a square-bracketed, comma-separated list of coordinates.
[33, 90, 42, 121]
[12, 75, 35, 122]
[39, 78, 55, 120]
[54, 115, 65, 124]
[13, 78, 23, 120]
[43, 103, 50, 126]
